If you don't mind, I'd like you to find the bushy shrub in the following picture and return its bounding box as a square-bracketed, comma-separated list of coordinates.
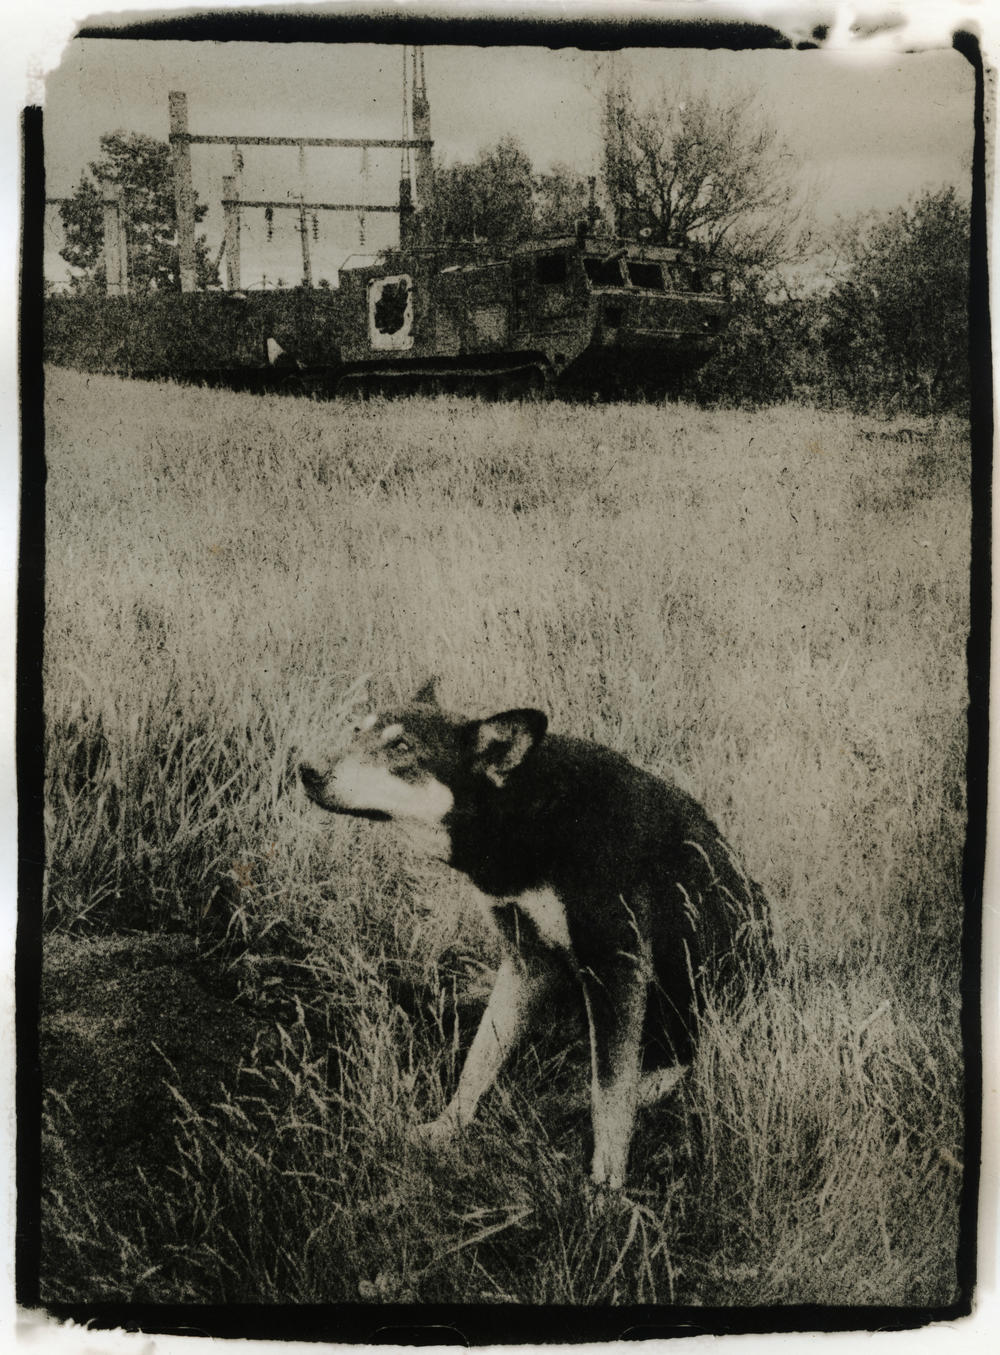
[819, 188, 970, 415]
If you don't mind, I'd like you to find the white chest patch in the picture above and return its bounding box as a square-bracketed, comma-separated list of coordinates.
[396, 817, 452, 862]
[511, 886, 572, 953]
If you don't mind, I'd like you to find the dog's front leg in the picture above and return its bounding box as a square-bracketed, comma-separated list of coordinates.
[413, 952, 549, 1146]
[581, 956, 648, 1190]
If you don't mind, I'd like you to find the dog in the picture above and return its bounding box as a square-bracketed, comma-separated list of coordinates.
[299, 678, 769, 1189]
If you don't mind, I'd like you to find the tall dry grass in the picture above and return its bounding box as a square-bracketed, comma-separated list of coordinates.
[40, 368, 969, 1305]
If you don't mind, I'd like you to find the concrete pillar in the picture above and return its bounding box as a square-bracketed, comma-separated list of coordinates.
[222, 174, 241, 291]
[102, 184, 128, 296]
[169, 90, 197, 292]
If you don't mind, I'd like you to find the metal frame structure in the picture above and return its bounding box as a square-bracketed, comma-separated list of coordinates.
[168, 85, 433, 292]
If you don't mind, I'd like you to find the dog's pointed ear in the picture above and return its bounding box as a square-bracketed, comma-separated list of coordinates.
[413, 676, 440, 706]
[471, 709, 547, 788]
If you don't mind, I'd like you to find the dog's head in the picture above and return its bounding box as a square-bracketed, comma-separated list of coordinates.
[298, 678, 548, 824]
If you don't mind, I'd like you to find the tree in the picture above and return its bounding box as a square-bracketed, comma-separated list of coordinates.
[422, 137, 591, 245]
[423, 136, 535, 245]
[533, 163, 594, 235]
[601, 85, 809, 275]
[821, 187, 969, 412]
[59, 131, 218, 293]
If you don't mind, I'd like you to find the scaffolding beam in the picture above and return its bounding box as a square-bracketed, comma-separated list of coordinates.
[172, 132, 431, 149]
[221, 198, 399, 212]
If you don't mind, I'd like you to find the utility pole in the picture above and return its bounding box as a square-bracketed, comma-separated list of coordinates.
[101, 184, 129, 296]
[169, 91, 198, 292]
[297, 144, 313, 287]
[297, 200, 313, 287]
[222, 175, 241, 291]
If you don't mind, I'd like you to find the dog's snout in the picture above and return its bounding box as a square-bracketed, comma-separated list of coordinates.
[298, 761, 324, 792]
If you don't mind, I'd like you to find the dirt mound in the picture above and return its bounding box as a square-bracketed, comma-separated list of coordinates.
[41, 933, 264, 1180]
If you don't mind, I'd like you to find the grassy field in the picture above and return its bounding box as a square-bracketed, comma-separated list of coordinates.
[38, 366, 970, 1308]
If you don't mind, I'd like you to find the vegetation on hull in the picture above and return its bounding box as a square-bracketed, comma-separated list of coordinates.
[45, 232, 729, 400]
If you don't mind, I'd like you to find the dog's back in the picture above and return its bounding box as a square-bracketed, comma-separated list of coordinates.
[445, 730, 767, 1064]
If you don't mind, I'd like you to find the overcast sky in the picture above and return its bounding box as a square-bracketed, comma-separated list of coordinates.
[41, 36, 974, 289]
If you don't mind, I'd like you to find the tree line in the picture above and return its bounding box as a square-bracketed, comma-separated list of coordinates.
[57, 87, 969, 414]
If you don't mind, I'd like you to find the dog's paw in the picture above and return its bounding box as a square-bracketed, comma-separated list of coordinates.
[589, 1153, 628, 1193]
[408, 1115, 459, 1150]
[585, 1176, 634, 1218]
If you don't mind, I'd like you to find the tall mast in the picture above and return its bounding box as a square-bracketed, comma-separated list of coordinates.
[410, 45, 433, 211]
[399, 45, 433, 245]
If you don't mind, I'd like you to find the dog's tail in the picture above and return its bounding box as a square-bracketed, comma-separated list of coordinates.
[642, 812, 772, 1069]
[658, 811, 775, 997]
[700, 828, 774, 987]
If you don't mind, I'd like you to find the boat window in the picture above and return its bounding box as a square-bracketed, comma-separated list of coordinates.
[536, 253, 568, 285]
[626, 261, 664, 290]
[584, 256, 624, 287]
